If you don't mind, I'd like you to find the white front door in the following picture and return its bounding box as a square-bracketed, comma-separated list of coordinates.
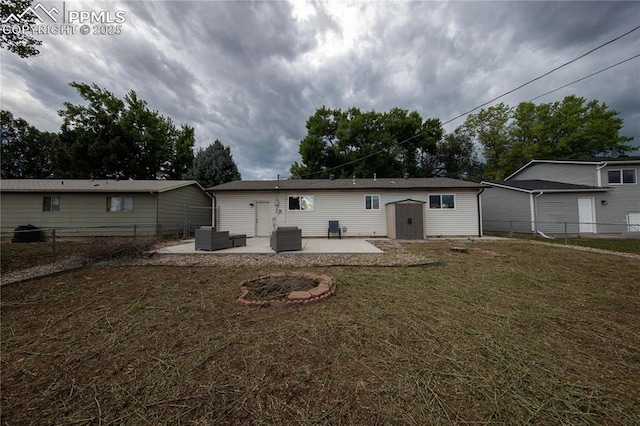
[255, 202, 271, 237]
[578, 198, 596, 233]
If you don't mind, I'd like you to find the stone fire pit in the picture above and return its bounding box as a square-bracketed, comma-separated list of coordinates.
[237, 272, 335, 307]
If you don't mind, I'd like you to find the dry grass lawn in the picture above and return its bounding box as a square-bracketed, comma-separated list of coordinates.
[1, 240, 639, 424]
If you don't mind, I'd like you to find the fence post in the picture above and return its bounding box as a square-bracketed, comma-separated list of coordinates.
[564, 222, 568, 245]
[52, 229, 57, 262]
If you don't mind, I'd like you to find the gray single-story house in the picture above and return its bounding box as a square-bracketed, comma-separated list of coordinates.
[209, 177, 487, 239]
[0, 179, 212, 237]
[481, 157, 640, 236]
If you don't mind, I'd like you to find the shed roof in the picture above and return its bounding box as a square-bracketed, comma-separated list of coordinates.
[210, 177, 486, 192]
[0, 179, 205, 193]
[483, 179, 610, 193]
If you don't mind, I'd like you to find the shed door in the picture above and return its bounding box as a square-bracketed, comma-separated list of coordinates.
[395, 203, 424, 239]
[255, 202, 270, 237]
[578, 198, 596, 233]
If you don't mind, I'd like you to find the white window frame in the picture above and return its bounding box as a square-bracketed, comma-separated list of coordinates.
[43, 196, 60, 212]
[428, 194, 456, 210]
[608, 168, 637, 185]
[287, 195, 314, 211]
[107, 196, 134, 212]
[364, 194, 380, 210]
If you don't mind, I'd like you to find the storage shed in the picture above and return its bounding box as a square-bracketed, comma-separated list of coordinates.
[385, 199, 425, 239]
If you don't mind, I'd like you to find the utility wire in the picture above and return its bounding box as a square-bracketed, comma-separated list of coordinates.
[440, 24, 640, 126]
[527, 53, 640, 102]
[300, 25, 640, 178]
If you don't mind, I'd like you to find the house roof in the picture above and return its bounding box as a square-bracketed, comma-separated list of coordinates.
[0, 179, 205, 193]
[506, 157, 640, 180]
[210, 177, 486, 192]
[482, 179, 611, 193]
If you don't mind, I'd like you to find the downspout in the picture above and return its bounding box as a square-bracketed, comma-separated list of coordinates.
[151, 192, 159, 236]
[211, 193, 217, 230]
[595, 162, 608, 187]
[534, 191, 553, 239]
[477, 188, 484, 237]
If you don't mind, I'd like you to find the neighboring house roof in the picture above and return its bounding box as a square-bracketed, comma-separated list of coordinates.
[506, 157, 640, 180]
[0, 179, 206, 193]
[210, 177, 486, 192]
[482, 179, 611, 193]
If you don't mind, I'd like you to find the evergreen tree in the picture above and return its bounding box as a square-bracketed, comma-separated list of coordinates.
[190, 140, 241, 187]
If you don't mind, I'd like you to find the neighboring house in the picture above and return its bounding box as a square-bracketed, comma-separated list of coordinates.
[481, 157, 640, 236]
[209, 177, 486, 239]
[0, 179, 212, 236]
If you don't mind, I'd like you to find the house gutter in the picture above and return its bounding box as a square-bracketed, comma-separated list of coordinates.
[476, 188, 484, 237]
[596, 162, 608, 187]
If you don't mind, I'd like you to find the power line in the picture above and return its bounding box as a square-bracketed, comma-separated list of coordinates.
[441, 24, 640, 125]
[299, 25, 640, 178]
[527, 53, 640, 102]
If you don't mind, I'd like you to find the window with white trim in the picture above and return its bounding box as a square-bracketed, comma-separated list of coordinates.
[43, 196, 60, 212]
[107, 196, 134, 212]
[429, 194, 455, 209]
[364, 194, 380, 210]
[608, 169, 637, 184]
[288, 195, 314, 211]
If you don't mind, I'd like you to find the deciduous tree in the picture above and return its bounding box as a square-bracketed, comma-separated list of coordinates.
[1, 110, 57, 178]
[57, 82, 195, 179]
[463, 95, 633, 180]
[1, 0, 43, 58]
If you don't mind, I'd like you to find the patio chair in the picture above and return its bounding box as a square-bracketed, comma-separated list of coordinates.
[195, 228, 233, 251]
[328, 220, 341, 239]
[270, 226, 302, 253]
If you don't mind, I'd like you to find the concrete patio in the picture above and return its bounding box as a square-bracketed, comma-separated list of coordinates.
[156, 237, 384, 254]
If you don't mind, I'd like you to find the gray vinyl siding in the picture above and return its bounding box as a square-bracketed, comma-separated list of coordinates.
[157, 185, 212, 235]
[600, 165, 640, 233]
[535, 194, 582, 235]
[215, 189, 481, 238]
[0, 192, 157, 236]
[513, 163, 597, 185]
[482, 187, 532, 234]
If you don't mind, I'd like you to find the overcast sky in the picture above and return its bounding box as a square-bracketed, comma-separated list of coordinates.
[1, 0, 639, 180]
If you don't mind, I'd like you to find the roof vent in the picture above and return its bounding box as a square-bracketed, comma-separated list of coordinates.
[329, 174, 335, 180]
[404, 172, 409, 179]
[373, 173, 377, 181]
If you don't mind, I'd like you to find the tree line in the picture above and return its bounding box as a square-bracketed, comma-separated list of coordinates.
[1, 82, 240, 187]
[290, 96, 633, 181]
[2, 88, 633, 185]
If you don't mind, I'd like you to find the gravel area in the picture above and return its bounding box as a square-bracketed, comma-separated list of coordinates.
[125, 240, 437, 268]
[0, 256, 88, 286]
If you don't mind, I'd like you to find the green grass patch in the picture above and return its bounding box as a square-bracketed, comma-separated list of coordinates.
[563, 238, 640, 254]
